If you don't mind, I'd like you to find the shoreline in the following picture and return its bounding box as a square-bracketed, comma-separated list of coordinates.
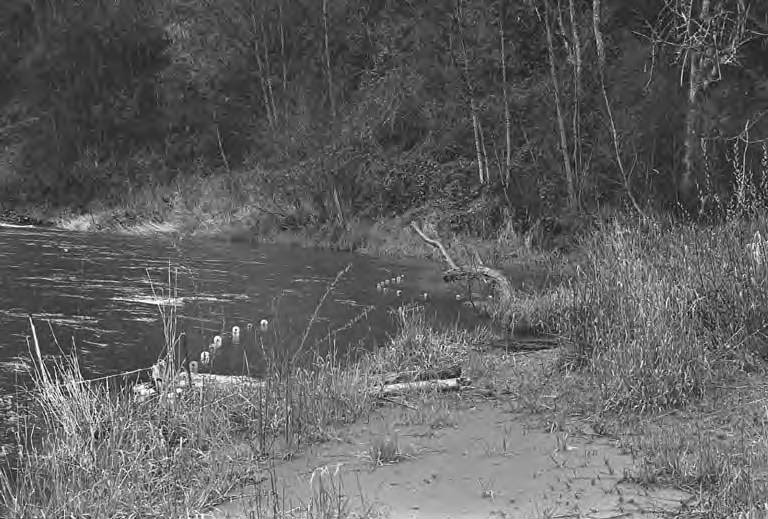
[0, 204, 556, 269]
[3, 210, 768, 517]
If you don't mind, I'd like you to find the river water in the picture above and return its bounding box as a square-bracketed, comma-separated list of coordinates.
[0, 224, 479, 451]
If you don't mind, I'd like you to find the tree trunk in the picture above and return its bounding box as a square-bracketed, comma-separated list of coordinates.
[543, 0, 577, 209]
[251, 15, 275, 128]
[567, 0, 583, 188]
[456, 0, 487, 184]
[260, 17, 278, 125]
[592, 0, 647, 219]
[278, 0, 288, 94]
[681, 0, 712, 204]
[499, 3, 512, 185]
[322, 0, 335, 118]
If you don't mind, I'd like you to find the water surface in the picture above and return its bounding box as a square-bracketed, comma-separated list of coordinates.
[0, 224, 476, 390]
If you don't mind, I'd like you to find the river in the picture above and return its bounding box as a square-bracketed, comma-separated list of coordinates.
[0, 223, 483, 374]
[0, 223, 481, 452]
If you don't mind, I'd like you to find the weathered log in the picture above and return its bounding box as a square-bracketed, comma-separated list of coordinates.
[176, 373, 266, 389]
[380, 365, 462, 385]
[133, 368, 265, 401]
[484, 337, 559, 351]
[410, 222, 514, 306]
[378, 377, 470, 396]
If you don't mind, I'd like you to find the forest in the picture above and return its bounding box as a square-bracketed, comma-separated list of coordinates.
[2, 0, 768, 239]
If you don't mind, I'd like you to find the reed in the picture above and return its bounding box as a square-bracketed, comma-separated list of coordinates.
[1, 263, 487, 518]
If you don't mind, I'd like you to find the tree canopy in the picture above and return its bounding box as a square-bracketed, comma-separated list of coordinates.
[1, 0, 768, 228]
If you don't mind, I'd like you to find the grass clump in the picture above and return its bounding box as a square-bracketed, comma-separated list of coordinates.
[367, 304, 490, 377]
[560, 218, 768, 413]
[0, 331, 376, 518]
[368, 428, 404, 466]
[517, 216, 768, 517]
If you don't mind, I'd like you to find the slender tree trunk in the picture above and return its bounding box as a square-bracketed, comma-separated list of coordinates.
[322, 0, 335, 118]
[252, 20, 275, 128]
[681, 0, 711, 201]
[592, 0, 646, 218]
[457, 0, 487, 184]
[469, 94, 486, 184]
[543, 0, 577, 208]
[480, 117, 490, 184]
[567, 0, 583, 185]
[499, 2, 512, 186]
[278, 0, 288, 94]
[682, 49, 699, 199]
[260, 17, 278, 124]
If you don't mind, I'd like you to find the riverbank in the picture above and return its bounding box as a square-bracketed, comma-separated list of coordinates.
[1, 164, 579, 268]
[3, 216, 768, 517]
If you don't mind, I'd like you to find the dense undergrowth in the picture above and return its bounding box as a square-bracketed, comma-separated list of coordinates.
[547, 216, 768, 517]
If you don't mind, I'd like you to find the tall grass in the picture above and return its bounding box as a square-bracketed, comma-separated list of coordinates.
[560, 218, 768, 412]
[0, 266, 483, 517]
[524, 216, 768, 517]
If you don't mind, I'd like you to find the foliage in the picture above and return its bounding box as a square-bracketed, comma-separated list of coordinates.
[1, 0, 768, 233]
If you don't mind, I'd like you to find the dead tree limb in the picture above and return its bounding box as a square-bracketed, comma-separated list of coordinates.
[410, 222, 514, 307]
[410, 222, 459, 269]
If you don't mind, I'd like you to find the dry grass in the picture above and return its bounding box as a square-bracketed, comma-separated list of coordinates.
[514, 216, 768, 518]
[0, 266, 492, 518]
[560, 218, 768, 412]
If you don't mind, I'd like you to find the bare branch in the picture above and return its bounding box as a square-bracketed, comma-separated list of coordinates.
[410, 222, 458, 270]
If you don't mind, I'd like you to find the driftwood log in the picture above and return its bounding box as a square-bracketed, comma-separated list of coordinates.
[136, 359, 465, 402]
[379, 365, 462, 385]
[410, 222, 514, 309]
[133, 369, 266, 401]
[378, 377, 470, 396]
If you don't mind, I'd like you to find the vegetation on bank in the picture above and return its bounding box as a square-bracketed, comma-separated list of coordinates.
[3, 214, 768, 517]
[3, 1, 768, 246]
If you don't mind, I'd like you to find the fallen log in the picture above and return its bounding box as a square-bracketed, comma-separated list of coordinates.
[410, 222, 514, 309]
[484, 337, 559, 351]
[135, 359, 468, 403]
[133, 364, 265, 402]
[379, 365, 462, 385]
[176, 373, 266, 389]
[377, 377, 471, 396]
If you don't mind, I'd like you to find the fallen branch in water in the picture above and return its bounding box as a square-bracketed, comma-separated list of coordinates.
[410, 222, 459, 270]
[410, 222, 514, 308]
